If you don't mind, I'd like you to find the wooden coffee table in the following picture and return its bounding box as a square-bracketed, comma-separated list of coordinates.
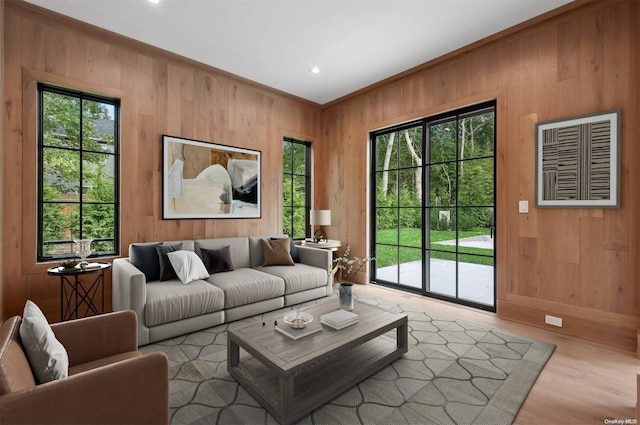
[227, 299, 408, 425]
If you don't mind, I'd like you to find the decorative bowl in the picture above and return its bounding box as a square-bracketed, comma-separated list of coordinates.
[283, 311, 313, 329]
[60, 260, 79, 270]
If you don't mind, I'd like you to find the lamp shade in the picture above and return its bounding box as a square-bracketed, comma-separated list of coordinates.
[309, 210, 331, 226]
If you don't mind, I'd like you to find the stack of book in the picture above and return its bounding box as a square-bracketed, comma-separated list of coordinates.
[320, 310, 359, 330]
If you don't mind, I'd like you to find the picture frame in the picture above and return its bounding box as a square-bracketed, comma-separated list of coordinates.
[162, 135, 261, 219]
[535, 109, 620, 208]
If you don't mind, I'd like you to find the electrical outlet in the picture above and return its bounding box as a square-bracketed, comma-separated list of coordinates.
[544, 315, 562, 327]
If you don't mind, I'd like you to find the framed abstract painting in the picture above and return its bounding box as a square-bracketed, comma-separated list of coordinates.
[162, 135, 261, 219]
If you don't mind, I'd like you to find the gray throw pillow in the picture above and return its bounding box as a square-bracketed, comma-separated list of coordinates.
[130, 242, 162, 281]
[201, 246, 234, 274]
[19, 300, 69, 384]
[156, 243, 183, 281]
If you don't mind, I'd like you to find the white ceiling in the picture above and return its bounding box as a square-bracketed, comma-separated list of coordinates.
[24, 0, 573, 105]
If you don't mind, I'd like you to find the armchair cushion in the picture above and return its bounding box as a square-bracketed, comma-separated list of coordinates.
[51, 310, 138, 366]
[19, 301, 68, 384]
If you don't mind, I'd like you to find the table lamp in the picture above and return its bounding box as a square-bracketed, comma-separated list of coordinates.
[309, 210, 331, 242]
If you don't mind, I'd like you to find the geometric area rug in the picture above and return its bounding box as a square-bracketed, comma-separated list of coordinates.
[140, 289, 555, 425]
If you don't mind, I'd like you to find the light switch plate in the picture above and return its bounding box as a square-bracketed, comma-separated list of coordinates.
[518, 200, 529, 213]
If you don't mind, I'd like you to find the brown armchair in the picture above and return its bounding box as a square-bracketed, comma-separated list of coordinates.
[0, 310, 169, 424]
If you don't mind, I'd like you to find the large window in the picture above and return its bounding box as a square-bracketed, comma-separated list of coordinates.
[37, 84, 120, 262]
[282, 138, 311, 239]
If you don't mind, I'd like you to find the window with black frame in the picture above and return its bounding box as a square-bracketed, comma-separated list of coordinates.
[282, 138, 311, 240]
[37, 84, 120, 262]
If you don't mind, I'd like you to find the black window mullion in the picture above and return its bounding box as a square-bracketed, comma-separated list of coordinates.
[37, 87, 45, 261]
[422, 122, 428, 294]
[78, 98, 84, 239]
[304, 141, 311, 235]
[395, 135, 399, 283]
[455, 115, 460, 299]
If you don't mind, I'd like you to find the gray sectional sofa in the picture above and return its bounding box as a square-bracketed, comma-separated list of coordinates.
[112, 235, 332, 346]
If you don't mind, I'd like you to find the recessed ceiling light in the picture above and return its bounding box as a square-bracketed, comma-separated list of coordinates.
[310, 67, 320, 74]
[148, 0, 159, 4]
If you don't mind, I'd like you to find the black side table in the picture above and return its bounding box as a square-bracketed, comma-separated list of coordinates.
[47, 263, 111, 321]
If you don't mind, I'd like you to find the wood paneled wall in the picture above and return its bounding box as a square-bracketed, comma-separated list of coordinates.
[3, 0, 639, 351]
[1, 2, 321, 321]
[0, 0, 4, 321]
[318, 1, 640, 350]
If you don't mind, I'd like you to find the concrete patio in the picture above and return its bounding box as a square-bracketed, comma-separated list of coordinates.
[376, 235, 494, 307]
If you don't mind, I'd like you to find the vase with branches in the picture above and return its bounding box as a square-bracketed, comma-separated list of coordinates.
[333, 245, 375, 310]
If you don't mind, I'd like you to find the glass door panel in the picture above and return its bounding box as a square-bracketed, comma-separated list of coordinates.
[371, 101, 495, 312]
[399, 246, 422, 289]
[375, 244, 399, 284]
[458, 254, 494, 305]
[429, 162, 457, 207]
[428, 253, 456, 297]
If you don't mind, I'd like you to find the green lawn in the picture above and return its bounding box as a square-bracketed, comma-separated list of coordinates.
[375, 227, 493, 267]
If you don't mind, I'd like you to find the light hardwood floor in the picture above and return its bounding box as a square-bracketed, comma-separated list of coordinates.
[354, 284, 640, 425]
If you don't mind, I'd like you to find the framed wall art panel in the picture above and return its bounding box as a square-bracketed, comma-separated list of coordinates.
[162, 135, 261, 219]
[535, 109, 620, 208]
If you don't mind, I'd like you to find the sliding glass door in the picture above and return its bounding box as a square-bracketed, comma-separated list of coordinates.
[373, 124, 424, 288]
[371, 101, 496, 311]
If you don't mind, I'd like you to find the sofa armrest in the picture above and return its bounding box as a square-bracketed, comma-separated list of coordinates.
[0, 352, 169, 425]
[298, 246, 334, 295]
[51, 311, 138, 367]
[112, 258, 146, 316]
[112, 258, 150, 345]
[297, 246, 332, 276]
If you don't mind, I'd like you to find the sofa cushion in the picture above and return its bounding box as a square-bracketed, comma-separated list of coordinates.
[130, 242, 162, 281]
[144, 280, 224, 327]
[255, 264, 328, 294]
[19, 301, 69, 384]
[156, 243, 183, 281]
[201, 246, 234, 274]
[167, 250, 210, 284]
[261, 238, 294, 266]
[195, 237, 251, 269]
[207, 269, 285, 309]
